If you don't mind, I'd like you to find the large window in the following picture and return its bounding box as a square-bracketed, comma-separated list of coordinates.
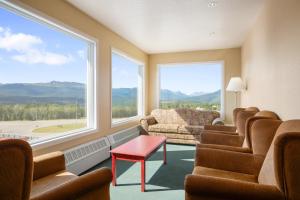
[0, 2, 96, 144]
[159, 62, 223, 112]
[111, 50, 144, 125]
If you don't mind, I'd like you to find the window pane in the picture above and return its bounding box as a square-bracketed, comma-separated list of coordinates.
[159, 63, 222, 111]
[112, 52, 142, 124]
[0, 5, 93, 143]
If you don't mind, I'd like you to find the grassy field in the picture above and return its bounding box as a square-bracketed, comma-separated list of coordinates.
[32, 123, 86, 135]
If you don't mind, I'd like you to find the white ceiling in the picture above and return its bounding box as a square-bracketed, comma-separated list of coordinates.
[68, 0, 265, 54]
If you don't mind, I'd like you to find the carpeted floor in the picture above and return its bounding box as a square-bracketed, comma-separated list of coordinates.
[86, 144, 195, 200]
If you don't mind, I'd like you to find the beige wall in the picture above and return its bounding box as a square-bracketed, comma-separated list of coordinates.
[148, 48, 241, 123]
[241, 0, 300, 120]
[16, 0, 148, 155]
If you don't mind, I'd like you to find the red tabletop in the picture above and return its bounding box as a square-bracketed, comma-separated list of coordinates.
[110, 135, 166, 158]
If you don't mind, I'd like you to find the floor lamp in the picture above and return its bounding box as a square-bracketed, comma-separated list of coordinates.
[226, 77, 244, 108]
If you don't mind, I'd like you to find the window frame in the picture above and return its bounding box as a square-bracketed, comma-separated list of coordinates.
[157, 61, 225, 119]
[0, 0, 99, 149]
[110, 48, 145, 127]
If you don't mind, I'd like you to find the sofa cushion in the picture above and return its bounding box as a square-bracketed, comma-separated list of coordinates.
[150, 108, 220, 126]
[31, 170, 77, 199]
[148, 124, 179, 133]
[149, 132, 201, 140]
[178, 125, 204, 134]
[193, 166, 257, 183]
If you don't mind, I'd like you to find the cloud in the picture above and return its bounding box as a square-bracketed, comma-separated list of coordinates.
[77, 49, 85, 59]
[0, 27, 42, 52]
[0, 26, 73, 65]
[12, 50, 73, 65]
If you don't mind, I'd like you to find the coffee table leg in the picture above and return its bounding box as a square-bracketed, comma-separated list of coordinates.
[164, 141, 167, 164]
[112, 154, 116, 186]
[141, 160, 145, 192]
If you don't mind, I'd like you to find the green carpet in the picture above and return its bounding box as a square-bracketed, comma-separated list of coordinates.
[87, 144, 195, 200]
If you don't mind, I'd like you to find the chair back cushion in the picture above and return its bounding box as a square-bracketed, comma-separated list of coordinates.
[151, 109, 219, 126]
[233, 107, 259, 126]
[258, 120, 300, 200]
[0, 138, 33, 200]
[245, 111, 280, 149]
[250, 119, 282, 175]
[236, 110, 258, 136]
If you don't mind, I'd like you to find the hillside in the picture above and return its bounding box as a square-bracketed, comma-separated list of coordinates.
[0, 81, 220, 105]
[160, 89, 220, 104]
[0, 81, 85, 104]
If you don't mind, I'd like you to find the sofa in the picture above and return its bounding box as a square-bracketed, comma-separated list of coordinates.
[140, 108, 220, 144]
[0, 138, 112, 200]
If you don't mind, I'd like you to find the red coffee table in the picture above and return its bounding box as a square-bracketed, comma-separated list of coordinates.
[110, 135, 167, 192]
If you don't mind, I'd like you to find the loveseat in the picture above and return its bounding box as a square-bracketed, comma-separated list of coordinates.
[140, 108, 220, 144]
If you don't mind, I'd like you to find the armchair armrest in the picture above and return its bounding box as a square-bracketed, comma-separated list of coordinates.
[33, 151, 66, 180]
[204, 124, 236, 132]
[201, 132, 244, 146]
[140, 115, 157, 133]
[197, 143, 252, 153]
[194, 146, 256, 174]
[185, 175, 283, 200]
[31, 167, 113, 200]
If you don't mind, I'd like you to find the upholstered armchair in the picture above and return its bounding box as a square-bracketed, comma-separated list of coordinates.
[199, 111, 280, 153]
[0, 138, 112, 200]
[200, 109, 259, 147]
[203, 107, 259, 133]
[185, 119, 300, 200]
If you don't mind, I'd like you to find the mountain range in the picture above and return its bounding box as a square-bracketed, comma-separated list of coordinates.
[0, 81, 220, 104]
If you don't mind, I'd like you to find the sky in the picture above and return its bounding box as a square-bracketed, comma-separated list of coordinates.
[112, 52, 139, 88]
[0, 6, 88, 83]
[0, 5, 221, 94]
[160, 63, 222, 94]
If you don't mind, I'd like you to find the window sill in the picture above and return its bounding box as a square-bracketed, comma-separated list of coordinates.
[31, 127, 99, 150]
[111, 116, 142, 128]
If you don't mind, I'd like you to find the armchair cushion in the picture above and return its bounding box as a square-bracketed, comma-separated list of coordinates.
[194, 147, 257, 175]
[193, 166, 256, 183]
[185, 175, 283, 200]
[201, 132, 244, 146]
[204, 124, 236, 132]
[31, 170, 77, 199]
[31, 167, 112, 200]
[197, 143, 252, 153]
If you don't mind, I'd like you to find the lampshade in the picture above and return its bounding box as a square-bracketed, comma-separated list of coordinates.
[226, 77, 244, 92]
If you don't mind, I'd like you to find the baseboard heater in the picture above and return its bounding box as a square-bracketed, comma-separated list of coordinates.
[107, 125, 140, 149]
[64, 125, 140, 175]
[64, 137, 110, 175]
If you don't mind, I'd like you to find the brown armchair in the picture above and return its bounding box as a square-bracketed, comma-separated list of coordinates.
[200, 109, 259, 147]
[203, 107, 259, 133]
[185, 119, 300, 200]
[0, 138, 112, 200]
[199, 111, 280, 153]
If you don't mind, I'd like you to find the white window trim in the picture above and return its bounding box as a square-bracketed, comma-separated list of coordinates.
[110, 48, 145, 128]
[157, 61, 225, 119]
[0, 1, 99, 150]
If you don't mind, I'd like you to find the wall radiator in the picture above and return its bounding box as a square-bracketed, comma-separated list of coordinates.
[64, 126, 140, 175]
[64, 137, 110, 175]
[107, 125, 140, 149]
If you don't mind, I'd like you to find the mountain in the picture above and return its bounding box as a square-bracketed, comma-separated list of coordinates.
[0, 81, 220, 105]
[0, 81, 85, 104]
[160, 89, 220, 104]
[112, 88, 137, 106]
[160, 89, 189, 100]
[182, 90, 220, 104]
